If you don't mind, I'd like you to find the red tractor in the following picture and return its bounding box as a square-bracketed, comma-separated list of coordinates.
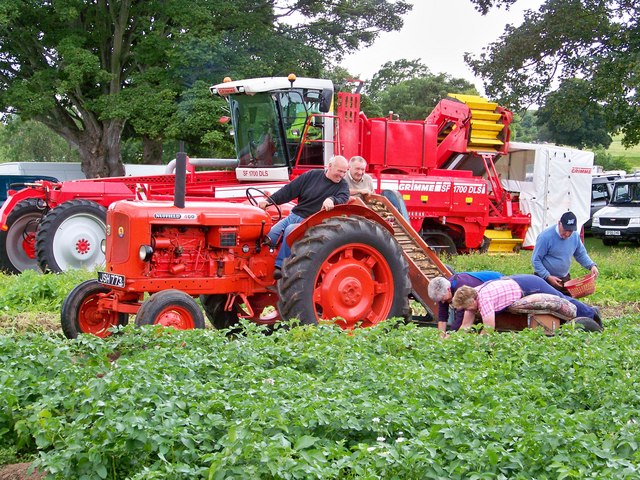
[61, 151, 449, 337]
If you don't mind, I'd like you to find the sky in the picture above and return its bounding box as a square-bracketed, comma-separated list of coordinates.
[339, 0, 544, 94]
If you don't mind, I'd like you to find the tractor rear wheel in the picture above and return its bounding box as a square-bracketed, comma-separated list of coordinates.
[36, 199, 107, 273]
[0, 198, 45, 274]
[277, 216, 411, 328]
[200, 294, 241, 329]
[61, 279, 128, 339]
[136, 290, 205, 330]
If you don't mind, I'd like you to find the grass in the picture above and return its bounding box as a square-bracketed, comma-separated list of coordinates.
[607, 135, 640, 171]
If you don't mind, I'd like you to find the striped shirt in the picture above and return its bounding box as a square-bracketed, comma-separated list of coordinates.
[475, 279, 523, 320]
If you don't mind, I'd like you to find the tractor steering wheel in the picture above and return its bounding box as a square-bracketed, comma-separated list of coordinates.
[246, 187, 282, 221]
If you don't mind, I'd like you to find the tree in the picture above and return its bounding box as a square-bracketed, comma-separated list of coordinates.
[367, 59, 430, 100]
[0, 0, 411, 177]
[0, 116, 80, 163]
[510, 109, 538, 143]
[376, 74, 477, 120]
[465, 0, 640, 147]
[536, 79, 612, 149]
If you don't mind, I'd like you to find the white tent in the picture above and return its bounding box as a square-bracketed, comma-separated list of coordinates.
[495, 142, 594, 248]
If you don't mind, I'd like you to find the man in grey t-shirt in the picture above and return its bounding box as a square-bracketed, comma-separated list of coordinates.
[346, 155, 374, 197]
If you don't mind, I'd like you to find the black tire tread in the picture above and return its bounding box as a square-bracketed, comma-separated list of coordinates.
[277, 216, 411, 326]
[61, 279, 128, 339]
[136, 289, 205, 329]
[36, 199, 107, 273]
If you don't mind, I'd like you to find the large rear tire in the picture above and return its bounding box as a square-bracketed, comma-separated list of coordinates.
[277, 216, 411, 328]
[136, 290, 205, 330]
[61, 279, 128, 339]
[0, 198, 45, 274]
[36, 200, 107, 273]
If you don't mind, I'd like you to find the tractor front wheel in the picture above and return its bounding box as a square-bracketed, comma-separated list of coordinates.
[61, 279, 128, 339]
[136, 290, 205, 330]
[36, 199, 107, 273]
[277, 216, 411, 328]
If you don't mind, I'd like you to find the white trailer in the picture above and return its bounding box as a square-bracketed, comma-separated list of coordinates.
[495, 142, 594, 248]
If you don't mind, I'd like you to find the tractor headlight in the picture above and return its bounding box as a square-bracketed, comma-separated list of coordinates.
[139, 245, 153, 262]
[592, 216, 600, 227]
[629, 217, 640, 225]
[100, 238, 106, 253]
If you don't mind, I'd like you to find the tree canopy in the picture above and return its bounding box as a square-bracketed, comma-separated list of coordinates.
[465, 0, 640, 147]
[0, 0, 411, 177]
[536, 78, 612, 149]
[375, 70, 477, 120]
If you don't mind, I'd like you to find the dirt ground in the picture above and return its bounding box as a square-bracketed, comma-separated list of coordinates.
[0, 463, 44, 480]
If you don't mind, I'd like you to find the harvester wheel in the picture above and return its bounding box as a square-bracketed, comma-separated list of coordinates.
[61, 279, 128, 339]
[200, 294, 241, 329]
[36, 200, 107, 273]
[571, 317, 603, 332]
[421, 229, 457, 255]
[136, 290, 205, 330]
[277, 215, 411, 328]
[0, 198, 46, 274]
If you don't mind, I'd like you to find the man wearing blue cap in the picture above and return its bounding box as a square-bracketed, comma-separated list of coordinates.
[532, 211, 599, 293]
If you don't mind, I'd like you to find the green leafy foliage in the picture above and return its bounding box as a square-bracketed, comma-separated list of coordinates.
[0, 0, 413, 174]
[376, 74, 477, 121]
[0, 269, 93, 315]
[0, 117, 80, 164]
[2, 320, 640, 478]
[0, 240, 638, 476]
[536, 79, 612, 149]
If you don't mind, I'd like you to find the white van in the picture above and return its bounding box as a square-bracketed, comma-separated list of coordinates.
[591, 176, 640, 245]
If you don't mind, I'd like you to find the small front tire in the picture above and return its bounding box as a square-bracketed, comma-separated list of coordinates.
[136, 290, 205, 330]
[61, 279, 128, 339]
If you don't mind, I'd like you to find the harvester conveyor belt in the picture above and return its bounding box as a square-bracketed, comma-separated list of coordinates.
[363, 195, 452, 323]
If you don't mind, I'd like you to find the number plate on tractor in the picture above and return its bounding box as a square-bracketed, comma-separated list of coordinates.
[605, 230, 621, 236]
[98, 271, 125, 288]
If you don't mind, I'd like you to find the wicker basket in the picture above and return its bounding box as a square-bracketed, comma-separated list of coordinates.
[564, 273, 596, 298]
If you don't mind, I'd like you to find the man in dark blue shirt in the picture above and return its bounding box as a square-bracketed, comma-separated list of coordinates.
[259, 155, 350, 278]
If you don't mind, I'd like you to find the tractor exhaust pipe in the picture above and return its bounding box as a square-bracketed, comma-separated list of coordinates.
[174, 143, 186, 209]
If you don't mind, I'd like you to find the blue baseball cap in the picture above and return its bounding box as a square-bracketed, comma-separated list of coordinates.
[560, 211, 577, 231]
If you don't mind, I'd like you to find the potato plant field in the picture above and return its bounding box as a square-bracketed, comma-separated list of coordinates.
[0, 239, 639, 479]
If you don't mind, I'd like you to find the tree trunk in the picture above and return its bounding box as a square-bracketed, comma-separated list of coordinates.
[142, 137, 164, 164]
[73, 120, 126, 178]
